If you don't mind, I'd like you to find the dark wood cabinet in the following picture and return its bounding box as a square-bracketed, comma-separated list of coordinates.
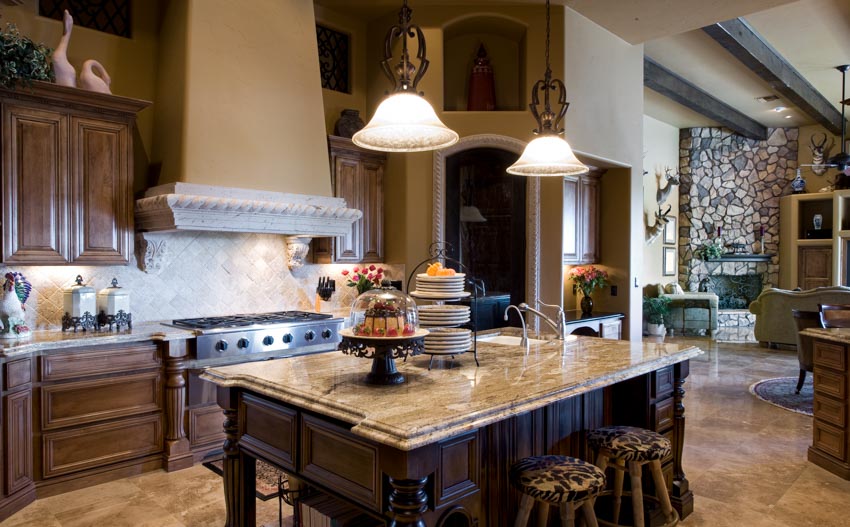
[313, 136, 386, 263]
[563, 168, 604, 265]
[808, 338, 850, 479]
[798, 246, 832, 290]
[0, 82, 148, 265]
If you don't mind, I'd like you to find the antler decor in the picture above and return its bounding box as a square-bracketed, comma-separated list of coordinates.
[645, 167, 680, 244]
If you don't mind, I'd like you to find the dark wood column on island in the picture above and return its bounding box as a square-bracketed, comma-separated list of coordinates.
[203, 337, 701, 526]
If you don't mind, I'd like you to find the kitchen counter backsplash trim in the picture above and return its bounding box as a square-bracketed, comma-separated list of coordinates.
[1, 231, 403, 330]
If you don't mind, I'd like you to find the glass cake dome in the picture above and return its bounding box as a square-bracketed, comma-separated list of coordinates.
[350, 281, 419, 338]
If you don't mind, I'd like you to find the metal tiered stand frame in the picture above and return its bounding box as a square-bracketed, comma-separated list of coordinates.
[406, 243, 481, 369]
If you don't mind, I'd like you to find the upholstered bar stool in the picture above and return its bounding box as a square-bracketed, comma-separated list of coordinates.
[587, 426, 678, 527]
[510, 455, 605, 527]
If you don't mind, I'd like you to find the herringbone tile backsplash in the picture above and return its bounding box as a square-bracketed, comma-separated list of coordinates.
[1, 232, 403, 330]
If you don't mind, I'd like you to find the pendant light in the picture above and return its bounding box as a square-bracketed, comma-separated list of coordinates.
[827, 65, 849, 172]
[352, 1, 458, 153]
[507, 0, 588, 177]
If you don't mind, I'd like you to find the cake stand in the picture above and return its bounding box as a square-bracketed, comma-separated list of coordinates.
[339, 328, 428, 385]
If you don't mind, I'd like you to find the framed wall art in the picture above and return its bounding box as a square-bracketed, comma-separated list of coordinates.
[663, 217, 676, 245]
[663, 247, 676, 276]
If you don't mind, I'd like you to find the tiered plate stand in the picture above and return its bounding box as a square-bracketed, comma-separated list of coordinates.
[406, 243, 481, 369]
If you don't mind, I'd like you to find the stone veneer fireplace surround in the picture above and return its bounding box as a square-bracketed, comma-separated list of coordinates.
[678, 127, 798, 292]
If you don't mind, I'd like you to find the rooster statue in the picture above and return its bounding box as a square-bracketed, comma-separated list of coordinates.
[0, 272, 32, 339]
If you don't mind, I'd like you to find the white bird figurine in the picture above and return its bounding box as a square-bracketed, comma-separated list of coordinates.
[51, 9, 114, 95]
[0, 272, 32, 339]
[52, 10, 77, 88]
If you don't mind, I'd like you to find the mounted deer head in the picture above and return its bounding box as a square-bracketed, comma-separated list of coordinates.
[645, 204, 672, 245]
[656, 168, 680, 206]
[810, 132, 834, 176]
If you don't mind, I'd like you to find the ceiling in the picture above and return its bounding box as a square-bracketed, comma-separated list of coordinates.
[315, 0, 850, 132]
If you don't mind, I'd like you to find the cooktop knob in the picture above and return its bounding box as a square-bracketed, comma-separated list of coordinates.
[305, 330, 316, 342]
[262, 335, 274, 346]
[216, 340, 228, 352]
[237, 338, 250, 349]
[321, 329, 333, 339]
[282, 333, 294, 344]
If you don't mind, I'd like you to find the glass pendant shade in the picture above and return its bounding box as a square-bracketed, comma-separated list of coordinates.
[506, 135, 588, 176]
[352, 93, 459, 153]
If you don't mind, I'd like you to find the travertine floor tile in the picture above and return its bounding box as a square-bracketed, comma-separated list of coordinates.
[0, 337, 846, 526]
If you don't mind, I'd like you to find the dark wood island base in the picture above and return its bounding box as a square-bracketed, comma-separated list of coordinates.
[212, 350, 695, 526]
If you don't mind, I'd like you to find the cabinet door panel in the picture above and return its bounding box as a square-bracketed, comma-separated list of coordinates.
[5, 390, 33, 494]
[2, 105, 69, 263]
[333, 156, 363, 262]
[798, 246, 832, 290]
[360, 161, 383, 262]
[69, 117, 131, 264]
[580, 175, 600, 263]
[563, 177, 581, 263]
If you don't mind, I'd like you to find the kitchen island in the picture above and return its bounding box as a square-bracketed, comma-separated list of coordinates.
[203, 336, 701, 526]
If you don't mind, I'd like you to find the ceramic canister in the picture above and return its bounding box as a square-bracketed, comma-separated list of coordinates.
[97, 278, 130, 316]
[63, 275, 96, 318]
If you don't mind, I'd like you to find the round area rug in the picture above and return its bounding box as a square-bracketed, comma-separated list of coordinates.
[749, 376, 813, 416]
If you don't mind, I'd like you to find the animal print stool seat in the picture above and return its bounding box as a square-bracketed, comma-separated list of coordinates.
[509, 455, 604, 527]
[588, 426, 678, 527]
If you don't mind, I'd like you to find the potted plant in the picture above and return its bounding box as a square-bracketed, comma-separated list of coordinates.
[0, 24, 55, 90]
[567, 265, 609, 315]
[694, 240, 724, 261]
[643, 296, 672, 336]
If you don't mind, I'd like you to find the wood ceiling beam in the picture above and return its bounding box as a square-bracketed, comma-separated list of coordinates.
[703, 18, 844, 135]
[644, 56, 767, 140]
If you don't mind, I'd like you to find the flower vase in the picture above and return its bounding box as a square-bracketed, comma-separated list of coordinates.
[580, 295, 593, 315]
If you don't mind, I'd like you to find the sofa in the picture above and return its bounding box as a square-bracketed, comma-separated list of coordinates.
[657, 284, 719, 338]
[749, 286, 850, 347]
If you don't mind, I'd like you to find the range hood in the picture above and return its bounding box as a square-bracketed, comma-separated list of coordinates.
[135, 183, 361, 271]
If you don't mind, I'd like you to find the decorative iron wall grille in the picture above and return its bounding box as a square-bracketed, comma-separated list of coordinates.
[316, 24, 349, 93]
[39, 0, 132, 39]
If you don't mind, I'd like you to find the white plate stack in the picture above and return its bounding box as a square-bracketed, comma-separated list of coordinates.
[418, 305, 471, 328]
[411, 273, 470, 299]
[423, 327, 473, 355]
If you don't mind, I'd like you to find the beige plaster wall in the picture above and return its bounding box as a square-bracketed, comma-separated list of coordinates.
[798, 124, 845, 192]
[1, 0, 160, 188]
[155, 0, 332, 196]
[642, 115, 681, 292]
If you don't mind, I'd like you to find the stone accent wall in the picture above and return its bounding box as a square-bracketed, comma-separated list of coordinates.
[1, 232, 404, 330]
[678, 127, 798, 291]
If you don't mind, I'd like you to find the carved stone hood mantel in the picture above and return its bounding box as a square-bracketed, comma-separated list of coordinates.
[134, 183, 361, 271]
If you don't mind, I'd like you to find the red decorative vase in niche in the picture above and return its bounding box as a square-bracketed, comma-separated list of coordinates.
[581, 295, 593, 315]
[467, 44, 496, 111]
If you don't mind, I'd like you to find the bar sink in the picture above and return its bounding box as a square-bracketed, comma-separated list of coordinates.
[475, 335, 547, 346]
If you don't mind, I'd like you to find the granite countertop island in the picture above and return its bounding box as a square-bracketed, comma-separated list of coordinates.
[801, 327, 850, 344]
[203, 336, 701, 451]
[204, 336, 701, 526]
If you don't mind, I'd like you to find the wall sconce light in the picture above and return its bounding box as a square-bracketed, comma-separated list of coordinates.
[352, 1, 458, 153]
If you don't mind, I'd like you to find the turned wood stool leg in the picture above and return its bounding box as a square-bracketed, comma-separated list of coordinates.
[515, 494, 535, 527]
[559, 502, 576, 527]
[581, 500, 599, 527]
[612, 458, 625, 525]
[628, 461, 645, 527]
[649, 459, 675, 522]
[537, 503, 549, 527]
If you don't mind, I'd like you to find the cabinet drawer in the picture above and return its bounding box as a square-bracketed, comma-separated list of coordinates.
[189, 405, 225, 448]
[652, 366, 674, 398]
[301, 414, 379, 511]
[41, 371, 161, 430]
[42, 414, 163, 478]
[814, 341, 846, 371]
[4, 357, 32, 390]
[814, 368, 846, 400]
[652, 397, 675, 431]
[40, 343, 159, 381]
[813, 420, 846, 461]
[814, 395, 846, 428]
[239, 394, 296, 472]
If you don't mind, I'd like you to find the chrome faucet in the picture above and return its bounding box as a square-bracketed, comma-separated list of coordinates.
[518, 300, 567, 339]
[503, 305, 528, 348]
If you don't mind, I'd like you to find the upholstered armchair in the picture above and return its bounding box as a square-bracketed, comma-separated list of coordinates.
[657, 283, 719, 338]
[749, 286, 850, 348]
